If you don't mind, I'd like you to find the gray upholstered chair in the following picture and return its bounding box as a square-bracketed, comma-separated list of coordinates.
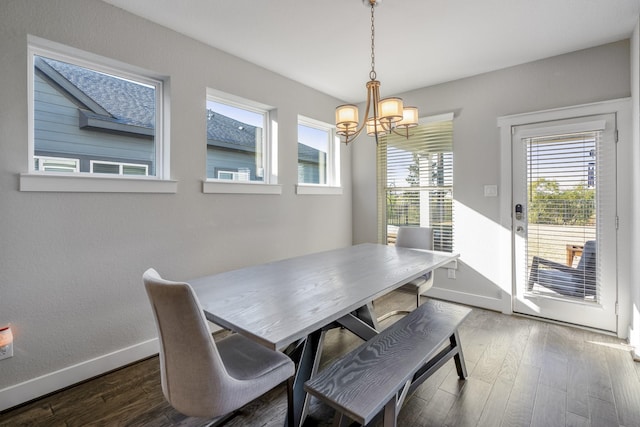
[378, 226, 435, 321]
[527, 240, 597, 298]
[143, 268, 295, 425]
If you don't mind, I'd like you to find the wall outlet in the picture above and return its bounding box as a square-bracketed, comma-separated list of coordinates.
[0, 326, 14, 360]
[447, 268, 456, 279]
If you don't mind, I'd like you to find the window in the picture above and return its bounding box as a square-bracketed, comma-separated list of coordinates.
[297, 117, 339, 187]
[205, 91, 271, 184]
[34, 156, 79, 173]
[90, 160, 149, 176]
[377, 114, 454, 252]
[23, 36, 174, 193]
[217, 168, 250, 181]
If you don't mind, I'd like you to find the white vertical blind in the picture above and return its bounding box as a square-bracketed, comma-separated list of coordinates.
[377, 118, 454, 251]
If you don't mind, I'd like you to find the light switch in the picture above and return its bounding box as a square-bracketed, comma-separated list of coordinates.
[484, 185, 498, 197]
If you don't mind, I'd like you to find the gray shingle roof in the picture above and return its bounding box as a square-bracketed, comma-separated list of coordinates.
[39, 56, 322, 160]
[42, 57, 155, 129]
[206, 111, 257, 148]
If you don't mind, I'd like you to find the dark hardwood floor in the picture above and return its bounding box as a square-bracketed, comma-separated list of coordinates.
[2, 291, 639, 427]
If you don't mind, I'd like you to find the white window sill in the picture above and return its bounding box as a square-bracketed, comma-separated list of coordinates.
[19, 173, 177, 193]
[296, 184, 343, 195]
[202, 180, 282, 195]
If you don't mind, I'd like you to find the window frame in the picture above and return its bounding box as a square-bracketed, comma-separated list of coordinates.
[203, 88, 281, 195]
[22, 35, 175, 193]
[296, 115, 342, 195]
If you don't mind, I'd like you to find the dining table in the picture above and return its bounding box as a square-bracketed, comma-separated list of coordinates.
[189, 242, 459, 427]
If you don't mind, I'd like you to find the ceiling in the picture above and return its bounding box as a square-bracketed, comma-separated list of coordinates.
[102, 0, 640, 103]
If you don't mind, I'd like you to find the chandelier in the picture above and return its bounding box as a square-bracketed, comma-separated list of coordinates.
[336, 0, 419, 144]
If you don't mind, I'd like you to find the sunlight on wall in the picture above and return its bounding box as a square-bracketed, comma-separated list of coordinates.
[455, 201, 508, 290]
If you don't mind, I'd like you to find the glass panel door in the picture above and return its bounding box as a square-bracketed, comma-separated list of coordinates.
[512, 114, 617, 332]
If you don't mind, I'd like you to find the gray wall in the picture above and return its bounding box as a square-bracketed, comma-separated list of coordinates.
[353, 40, 632, 309]
[0, 0, 351, 406]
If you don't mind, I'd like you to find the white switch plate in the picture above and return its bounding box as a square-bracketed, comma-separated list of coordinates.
[484, 185, 498, 197]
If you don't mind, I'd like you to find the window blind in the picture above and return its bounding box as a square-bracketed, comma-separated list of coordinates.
[377, 117, 454, 252]
[525, 131, 600, 301]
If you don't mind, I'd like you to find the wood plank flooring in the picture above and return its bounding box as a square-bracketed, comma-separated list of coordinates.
[1, 291, 639, 427]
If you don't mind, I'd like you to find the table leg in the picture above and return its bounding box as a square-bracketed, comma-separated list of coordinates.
[355, 301, 380, 330]
[286, 302, 379, 426]
[336, 302, 379, 341]
[451, 330, 467, 379]
[286, 329, 326, 427]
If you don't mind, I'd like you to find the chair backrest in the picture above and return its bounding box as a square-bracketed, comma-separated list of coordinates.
[396, 226, 434, 251]
[143, 268, 234, 418]
[577, 240, 597, 272]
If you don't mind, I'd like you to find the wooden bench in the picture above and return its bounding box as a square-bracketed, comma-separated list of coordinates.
[304, 299, 471, 427]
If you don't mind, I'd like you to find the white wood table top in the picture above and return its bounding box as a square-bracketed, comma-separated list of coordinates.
[189, 243, 459, 350]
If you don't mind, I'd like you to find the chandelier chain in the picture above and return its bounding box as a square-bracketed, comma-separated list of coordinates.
[369, 2, 376, 80]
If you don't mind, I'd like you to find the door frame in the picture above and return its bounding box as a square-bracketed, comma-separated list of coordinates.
[497, 98, 632, 338]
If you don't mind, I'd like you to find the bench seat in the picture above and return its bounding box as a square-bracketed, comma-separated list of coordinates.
[304, 299, 471, 426]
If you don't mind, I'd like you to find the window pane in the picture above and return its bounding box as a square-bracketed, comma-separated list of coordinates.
[35, 156, 79, 172]
[33, 54, 158, 176]
[525, 132, 598, 300]
[122, 165, 148, 175]
[298, 123, 328, 184]
[92, 163, 119, 174]
[206, 100, 265, 182]
[378, 120, 454, 252]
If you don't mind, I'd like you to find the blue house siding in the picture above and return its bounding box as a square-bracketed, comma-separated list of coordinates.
[298, 156, 324, 183]
[298, 144, 326, 184]
[206, 145, 260, 181]
[34, 73, 155, 173]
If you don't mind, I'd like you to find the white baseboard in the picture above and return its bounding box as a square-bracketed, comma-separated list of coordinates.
[427, 286, 508, 313]
[0, 338, 159, 412]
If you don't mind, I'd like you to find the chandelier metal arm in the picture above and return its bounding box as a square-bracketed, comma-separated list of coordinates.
[339, 80, 376, 144]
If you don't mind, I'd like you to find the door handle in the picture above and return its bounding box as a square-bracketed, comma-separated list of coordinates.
[516, 226, 524, 232]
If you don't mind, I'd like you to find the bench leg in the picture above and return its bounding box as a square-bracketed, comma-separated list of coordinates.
[451, 330, 467, 379]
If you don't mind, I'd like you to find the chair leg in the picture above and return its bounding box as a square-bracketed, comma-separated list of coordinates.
[286, 376, 295, 427]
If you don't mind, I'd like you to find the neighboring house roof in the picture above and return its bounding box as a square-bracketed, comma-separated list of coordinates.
[36, 55, 323, 161]
[39, 57, 155, 130]
[206, 111, 257, 150]
[298, 142, 325, 163]
[206, 110, 323, 160]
